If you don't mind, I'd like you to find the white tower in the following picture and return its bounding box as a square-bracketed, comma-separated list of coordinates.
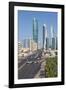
[43, 24, 48, 49]
[51, 26, 56, 50]
[51, 26, 54, 38]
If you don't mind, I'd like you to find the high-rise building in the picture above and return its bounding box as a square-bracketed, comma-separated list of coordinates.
[51, 26, 53, 49]
[23, 39, 30, 48]
[43, 24, 48, 49]
[51, 26, 56, 50]
[52, 37, 55, 50]
[33, 18, 38, 49]
[46, 38, 49, 50]
[51, 26, 54, 38]
[22, 39, 37, 51]
[56, 37, 58, 50]
[27, 39, 30, 48]
[43, 24, 45, 49]
[23, 39, 26, 48]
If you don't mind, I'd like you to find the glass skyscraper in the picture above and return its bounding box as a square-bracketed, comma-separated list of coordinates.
[56, 37, 58, 50]
[46, 38, 49, 50]
[52, 37, 55, 50]
[33, 18, 38, 44]
[43, 24, 49, 50]
[51, 26, 56, 50]
[43, 24, 46, 49]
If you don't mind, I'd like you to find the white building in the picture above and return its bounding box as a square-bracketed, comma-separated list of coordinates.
[18, 42, 22, 54]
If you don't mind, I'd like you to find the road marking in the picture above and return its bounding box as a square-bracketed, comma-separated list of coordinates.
[18, 56, 45, 71]
[34, 59, 46, 78]
[18, 63, 26, 71]
[34, 70, 40, 78]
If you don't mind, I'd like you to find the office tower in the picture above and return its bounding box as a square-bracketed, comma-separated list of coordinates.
[23, 39, 37, 51]
[51, 26, 54, 38]
[50, 26, 53, 49]
[52, 37, 55, 50]
[43, 24, 45, 49]
[46, 38, 49, 50]
[23, 39, 30, 48]
[33, 18, 38, 49]
[43, 24, 48, 50]
[51, 26, 56, 50]
[56, 37, 58, 50]
[27, 39, 30, 48]
[23, 39, 26, 48]
[29, 39, 32, 51]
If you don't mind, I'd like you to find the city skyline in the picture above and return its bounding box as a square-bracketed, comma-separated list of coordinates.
[18, 10, 58, 44]
[18, 10, 58, 80]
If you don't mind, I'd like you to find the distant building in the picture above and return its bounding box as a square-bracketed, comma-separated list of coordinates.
[19, 40, 30, 56]
[51, 26, 54, 38]
[46, 38, 49, 50]
[30, 39, 37, 51]
[23, 39, 30, 48]
[51, 26, 54, 49]
[42, 24, 46, 49]
[50, 26, 57, 50]
[33, 18, 38, 49]
[43, 24, 49, 50]
[56, 37, 58, 50]
[52, 37, 56, 50]
[42, 24, 48, 49]
[38, 41, 42, 49]
[23, 39, 26, 48]
[22, 39, 37, 52]
[18, 42, 22, 54]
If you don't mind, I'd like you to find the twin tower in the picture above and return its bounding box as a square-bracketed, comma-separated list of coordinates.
[33, 18, 57, 50]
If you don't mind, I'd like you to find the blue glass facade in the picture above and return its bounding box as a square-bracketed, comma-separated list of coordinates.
[52, 37, 55, 49]
[43, 25, 45, 49]
[46, 38, 49, 50]
[33, 18, 38, 43]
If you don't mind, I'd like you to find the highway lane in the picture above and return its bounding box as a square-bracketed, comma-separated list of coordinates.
[18, 49, 43, 79]
[18, 58, 27, 68]
[18, 49, 42, 68]
[18, 62, 41, 79]
[18, 53, 36, 68]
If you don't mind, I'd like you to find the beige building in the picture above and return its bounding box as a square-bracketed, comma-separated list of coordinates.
[20, 39, 37, 52]
[18, 39, 38, 57]
[30, 39, 37, 52]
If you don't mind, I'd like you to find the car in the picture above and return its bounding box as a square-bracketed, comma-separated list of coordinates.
[26, 61, 33, 64]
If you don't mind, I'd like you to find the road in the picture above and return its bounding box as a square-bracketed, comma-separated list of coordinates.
[18, 49, 43, 79]
[18, 63, 41, 79]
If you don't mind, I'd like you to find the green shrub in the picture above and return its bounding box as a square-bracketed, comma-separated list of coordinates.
[45, 57, 57, 77]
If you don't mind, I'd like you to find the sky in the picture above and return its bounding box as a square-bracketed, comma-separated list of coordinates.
[18, 10, 57, 45]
